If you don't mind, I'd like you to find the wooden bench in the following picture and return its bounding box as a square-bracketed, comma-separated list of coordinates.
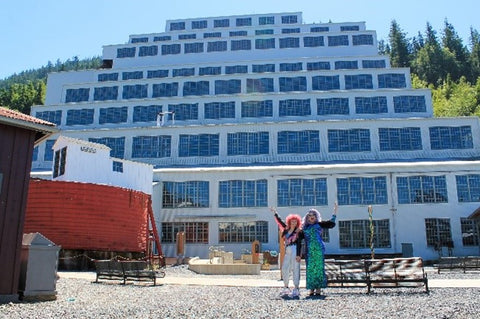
[94, 260, 160, 286]
[437, 256, 480, 273]
[325, 257, 429, 293]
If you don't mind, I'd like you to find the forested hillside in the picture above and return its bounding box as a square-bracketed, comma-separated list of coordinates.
[1, 19, 480, 117]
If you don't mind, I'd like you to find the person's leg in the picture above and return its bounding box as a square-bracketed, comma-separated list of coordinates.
[290, 256, 301, 297]
[280, 246, 293, 295]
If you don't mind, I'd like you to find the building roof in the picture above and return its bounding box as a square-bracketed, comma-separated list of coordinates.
[0, 106, 57, 144]
[468, 207, 480, 220]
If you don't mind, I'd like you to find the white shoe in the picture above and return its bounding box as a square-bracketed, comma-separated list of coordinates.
[280, 287, 290, 296]
[290, 288, 300, 298]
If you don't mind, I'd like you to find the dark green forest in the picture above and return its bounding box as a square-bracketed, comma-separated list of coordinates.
[1, 19, 480, 117]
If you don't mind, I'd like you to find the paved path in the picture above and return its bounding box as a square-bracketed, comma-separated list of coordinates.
[58, 271, 480, 288]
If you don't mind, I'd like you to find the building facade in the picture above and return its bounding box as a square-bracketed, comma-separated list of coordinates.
[31, 12, 480, 261]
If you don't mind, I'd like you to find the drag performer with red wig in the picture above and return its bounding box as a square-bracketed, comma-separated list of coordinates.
[270, 208, 302, 298]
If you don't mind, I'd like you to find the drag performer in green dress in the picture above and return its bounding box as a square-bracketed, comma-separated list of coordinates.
[298, 203, 337, 296]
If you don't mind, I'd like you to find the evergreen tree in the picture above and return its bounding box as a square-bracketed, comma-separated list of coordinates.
[388, 20, 411, 67]
[442, 19, 470, 81]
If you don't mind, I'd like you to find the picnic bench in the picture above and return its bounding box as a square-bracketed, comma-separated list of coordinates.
[325, 257, 429, 293]
[94, 260, 164, 286]
[437, 256, 480, 273]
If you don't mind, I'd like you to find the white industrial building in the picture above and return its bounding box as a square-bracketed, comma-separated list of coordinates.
[31, 12, 480, 261]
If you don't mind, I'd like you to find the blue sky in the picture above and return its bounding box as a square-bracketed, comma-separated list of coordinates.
[1, 0, 478, 79]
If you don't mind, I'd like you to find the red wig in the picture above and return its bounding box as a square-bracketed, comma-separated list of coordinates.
[285, 214, 302, 229]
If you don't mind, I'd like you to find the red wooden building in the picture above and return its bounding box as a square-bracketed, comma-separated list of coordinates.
[0, 107, 56, 297]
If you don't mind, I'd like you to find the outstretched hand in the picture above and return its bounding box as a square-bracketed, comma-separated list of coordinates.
[270, 207, 277, 214]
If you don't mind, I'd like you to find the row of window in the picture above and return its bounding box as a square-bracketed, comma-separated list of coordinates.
[98, 60, 387, 82]
[160, 174, 480, 210]
[160, 218, 480, 249]
[37, 95, 426, 127]
[34, 125, 473, 163]
[133, 23, 361, 44]
[118, 34, 373, 58]
[64, 73, 407, 103]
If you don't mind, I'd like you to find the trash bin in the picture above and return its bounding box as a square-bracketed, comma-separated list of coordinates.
[18, 233, 61, 301]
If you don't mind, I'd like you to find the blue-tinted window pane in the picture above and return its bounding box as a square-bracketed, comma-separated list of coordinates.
[259, 16, 274, 25]
[204, 32, 222, 38]
[231, 40, 251, 51]
[131, 37, 148, 43]
[255, 38, 275, 49]
[179, 134, 219, 157]
[230, 31, 247, 37]
[456, 174, 480, 202]
[341, 25, 360, 31]
[312, 75, 340, 90]
[241, 100, 273, 118]
[227, 132, 269, 155]
[93, 86, 118, 101]
[215, 79, 241, 94]
[207, 41, 227, 52]
[282, 28, 300, 34]
[328, 35, 349, 46]
[304, 36, 324, 47]
[246, 78, 274, 93]
[173, 68, 195, 77]
[252, 64, 275, 73]
[255, 29, 274, 35]
[352, 34, 373, 45]
[279, 37, 300, 48]
[279, 63, 302, 72]
[170, 22, 185, 31]
[99, 106, 128, 124]
[66, 109, 94, 125]
[138, 45, 158, 57]
[362, 60, 386, 68]
[147, 69, 169, 78]
[279, 77, 307, 92]
[328, 129, 371, 152]
[192, 20, 207, 29]
[133, 105, 163, 122]
[281, 15, 297, 24]
[98, 73, 118, 81]
[337, 176, 387, 205]
[152, 83, 178, 97]
[236, 17, 252, 26]
[379, 127, 422, 151]
[378, 74, 406, 88]
[345, 74, 373, 89]
[122, 71, 143, 80]
[225, 65, 248, 74]
[430, 126, 473, 150]
[36, 110, 62, 125]
[277, 130, 320, 154]
[154, 36, 171, 42]
[307, 62, 330, 70]
[184, 42, 204, 53]
[89, 137, 125, 158]
[168, 103, 198, 121]
[393, 96, 426, 113]
[279, 99, 311, 116]
[163, 181, 209, 208]
[44, 139, 56, 161]
[161, 44, 181, 55]
[199, 67, 221, 76]
[335, 61, 358, 69]
[117, 47, 136, 58]
[311, 26, 329, 32]
[218, 180, 268, 208]
[132, 135, 171, 158]
[317, 98, 349, 115]
[205, 101, 236, 119]
[214, 19, 229, 28]
[122, 84, 148, 99]
[397, 175, 448, 204]
[183, 81, 209, 96]
[355, 96, 388, 114]
[277, 178, 327, 206]
[65, 88, 90, 103]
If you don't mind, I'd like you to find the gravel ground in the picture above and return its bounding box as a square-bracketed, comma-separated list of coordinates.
[1, 266, 479, 319]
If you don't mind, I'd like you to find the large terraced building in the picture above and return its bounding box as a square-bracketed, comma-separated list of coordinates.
[31, 12, 480, 260]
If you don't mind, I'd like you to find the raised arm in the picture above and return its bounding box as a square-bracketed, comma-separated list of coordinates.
[319, 202, 337, 228]
[270, 207, 286, 230]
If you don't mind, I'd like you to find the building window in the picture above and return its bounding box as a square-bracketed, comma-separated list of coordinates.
[335, 61, 358, 70]
[281, 15, 297, 24]
[207, 41, 228, 52]
[122, 71, 143, 80]
[122, 84, 148, 99]
[192, 20, 207, 29]
[99, 107, 128, 124]
[259, 16, 274, 25]
[172, 68, 195, 77]
[183, 81, 209, 96]
[279, 62, 302, 72]
[184, 42, 204, 54]
[337, 176, 388, 205]
[168, 103, 198, 121]
[282, 28, 300, 34]
[44, 139, 56, 161]
[279, 37, 300, 48]
[328, 35, 349, 46]
[425, 218, 452, 247]
[225, 65, 248, 74]
[279, 76, 307, 92]
[241, 100, 273, 118]
[256, 29, 274, 35]
[345, 74, 373, 90]
[89, 137, 126, 158]
[379, 127, 422, 151]
[227, 132, 269, 155]
[236, 17, 252, 26]
[312, 75, 340, 91]
[204, 101, 236, 119]
[231, 40, 251, 51]
[277, 130, 320, 154]
[204, 32, 222, 38]
[311, 26, 329, 32]
[341, 25, 360, 31]
[307, 61, 330, 70]
[179, 134, 219, 157]
[279, 99, 311, 117]
[339, 219, 391, 248]
[397, 175, 448, 204]
[147, 69, 169, 78]
[219, 221, 268, 243]
[230, 31, 248, 37]
[131, 37, 148, 43]
[199, 67, 221, 76]
[32, 147, 38, 161]
[170, 22, 185, 31]
[355, 96, 387, 114]
[116, 47, 136, 58]
[317, 98, 349, 115]
[252, 64, 275, 73]
[352, 34, 373, 45]
[132, 135, 171, 158]
[152, 83, 179, 97]
[162, 181, 209, 208]
[66, 109, 94, 126]
[393, 96, 426, 113]
[362, 60, 386, 69]
[161, 222, 209, 243]
[98, 73, 119, 81]
[53, 147, 67, 178]
[65, 88, 90, 103]
[36, 110, 62, 125]
[460, 218, 480, 246]
[246, 78, 274, 93]
[219, 180, 268, 208]
[255, 38, 276, 49]
[161, 44, 181, 55]
[133, 105, 163, 123]
[112, 161, 123, 173]
[277, 178, 327, 207]
[328, 129, 371, 152]
[429, 126, 473, 150]
[303, 36, 324, 47]
[138, 45, 158, 57]
[378, 73, 406, 88]
[214, 19, 229, 28]
[93, 86, 118, 101]
[215, 79, 241, 94]
[456, 174, 480, 202]
[154, 36, 171, 42]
